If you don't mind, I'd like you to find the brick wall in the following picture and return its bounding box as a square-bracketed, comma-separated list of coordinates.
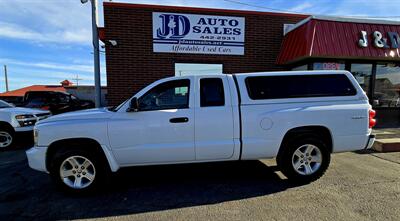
[103, 3, 307, 105]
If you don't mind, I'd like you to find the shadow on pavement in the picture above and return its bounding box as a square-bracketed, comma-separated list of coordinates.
[0, 148, 304, 220]
[354, 149, 377, 155]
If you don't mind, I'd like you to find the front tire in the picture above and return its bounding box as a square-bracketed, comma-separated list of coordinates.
[277, 135, 330, 183]
[49, 148, 107, 193]
[0, 126, 14, 150]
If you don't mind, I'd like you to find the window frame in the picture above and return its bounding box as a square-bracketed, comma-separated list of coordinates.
[373, 62, 400, 109]
[245, 74, 357, 100]
[137, 79, 191, 111]
[349, 63, 373, 97]
[200, 78, 225, 107]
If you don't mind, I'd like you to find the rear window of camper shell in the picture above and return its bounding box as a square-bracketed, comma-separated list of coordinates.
[245, 74, 357, 100]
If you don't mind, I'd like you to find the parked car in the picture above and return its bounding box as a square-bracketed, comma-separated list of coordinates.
[372, 92, 400, 107]
[0, 96, 24, 106]
[26, 71, 376, 193]
[23, 91, 94, 115]
[0, 100, 50, 149]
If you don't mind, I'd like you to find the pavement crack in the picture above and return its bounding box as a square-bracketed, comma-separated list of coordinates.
[369, 153, 400, 165]
[327, 179, 400, 189]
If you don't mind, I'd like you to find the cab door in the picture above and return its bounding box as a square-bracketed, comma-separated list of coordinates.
[108, 78, 195, 165]
[194, 76, 235, 160]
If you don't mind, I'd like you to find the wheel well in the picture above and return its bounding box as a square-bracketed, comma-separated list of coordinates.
[0, 121, 15, 133]
[278, 126, 333, 158]
[46, 138, 109, 171]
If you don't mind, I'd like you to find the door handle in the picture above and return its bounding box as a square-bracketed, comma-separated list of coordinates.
[169, 117, 189, 123]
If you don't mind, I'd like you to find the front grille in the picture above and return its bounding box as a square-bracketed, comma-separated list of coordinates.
[18, 119, 37, 127]
[35, 113, 51, 121]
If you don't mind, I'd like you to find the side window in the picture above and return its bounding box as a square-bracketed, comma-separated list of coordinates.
[200, 78, 225, 107]
[49, 94, 59, 103]
[139, 79, 190, 111]
[245, 74, 357, 100]
[70, 95, 79, 104]
[58, 94, 70, 103]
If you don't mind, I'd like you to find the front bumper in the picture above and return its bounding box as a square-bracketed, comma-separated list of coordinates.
[364, 134, 376, 149]
[14, 125, 34, 132]
[26, 146, 48, 173]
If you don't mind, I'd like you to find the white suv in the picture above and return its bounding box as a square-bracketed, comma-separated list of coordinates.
[0, 100, 50, 149]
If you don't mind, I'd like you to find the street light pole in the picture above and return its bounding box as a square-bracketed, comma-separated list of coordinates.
[3, 65, 9, 92]
[82, 0, 101, 107]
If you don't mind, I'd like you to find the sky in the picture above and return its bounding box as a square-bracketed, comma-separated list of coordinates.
[0, 0, 399, 93]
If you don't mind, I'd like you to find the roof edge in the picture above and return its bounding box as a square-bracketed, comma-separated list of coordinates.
[286, 15, 400, 35]
[312, 15, 400, 25]
[103, 2, 308, 18]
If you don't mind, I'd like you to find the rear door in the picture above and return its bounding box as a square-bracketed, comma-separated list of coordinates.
[194, 76, 235, 160]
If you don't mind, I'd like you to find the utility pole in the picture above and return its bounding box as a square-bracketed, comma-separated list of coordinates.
[3, 65, 9, 92]
[91, 0, 101, 108]
[81, 0, 101, 107]
[72, 74, 83, 87]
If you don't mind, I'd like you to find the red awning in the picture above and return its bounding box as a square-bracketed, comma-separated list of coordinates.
[0, 85, 66, 97]
[277, 17, 400, 65]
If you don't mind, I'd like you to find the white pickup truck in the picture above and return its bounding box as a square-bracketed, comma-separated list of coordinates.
[27, 71, 376, 192]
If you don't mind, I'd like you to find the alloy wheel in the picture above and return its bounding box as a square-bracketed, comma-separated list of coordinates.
[0, 131, 13, 148]
[59, 156, 96, 189]
[291, 144, 323, 175]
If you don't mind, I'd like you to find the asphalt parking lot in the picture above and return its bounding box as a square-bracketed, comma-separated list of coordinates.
[0, 143, 399, 221]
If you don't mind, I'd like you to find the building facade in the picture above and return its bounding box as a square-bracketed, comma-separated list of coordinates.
[102, 2, 307, 105]
[101, 2, 400, 127]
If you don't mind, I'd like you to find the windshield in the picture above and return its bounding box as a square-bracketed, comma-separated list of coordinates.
[0, 100, 14, 108]
[26, 98, 46, 106]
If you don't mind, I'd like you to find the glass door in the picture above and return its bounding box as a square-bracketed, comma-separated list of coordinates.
[373, 63, 400, 127]
[350, 63, 372, 97]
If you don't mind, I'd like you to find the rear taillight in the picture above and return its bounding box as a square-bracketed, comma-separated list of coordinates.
[369, 109, 376, 128]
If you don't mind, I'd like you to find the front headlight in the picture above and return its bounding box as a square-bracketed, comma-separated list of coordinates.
[33, 128, 39, 146]
[15, 114, 35, 120]
[15, 114, 36, 127]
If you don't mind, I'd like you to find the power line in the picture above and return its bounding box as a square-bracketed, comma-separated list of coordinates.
[222, 0, 400, 19]
[72, 74, 83, 86]
[223, 0, 297, 13]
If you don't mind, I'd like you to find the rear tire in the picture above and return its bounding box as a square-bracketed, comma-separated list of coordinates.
[277, 135, 330, 183]
[0, 126, 15, 150]
[49, 148, 108, 193]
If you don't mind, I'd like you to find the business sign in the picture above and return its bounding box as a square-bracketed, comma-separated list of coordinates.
[358, 30, 400, 49]
[313, 62, 344, 70]
[152, 12, 245, 55]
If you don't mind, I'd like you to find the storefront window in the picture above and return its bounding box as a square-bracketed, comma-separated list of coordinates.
[350, 63, 372, 94]
[313, 62, 344, 70]
[374, 63, 400, 107]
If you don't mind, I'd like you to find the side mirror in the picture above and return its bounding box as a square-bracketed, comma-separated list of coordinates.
[128, 97, 139, 112]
